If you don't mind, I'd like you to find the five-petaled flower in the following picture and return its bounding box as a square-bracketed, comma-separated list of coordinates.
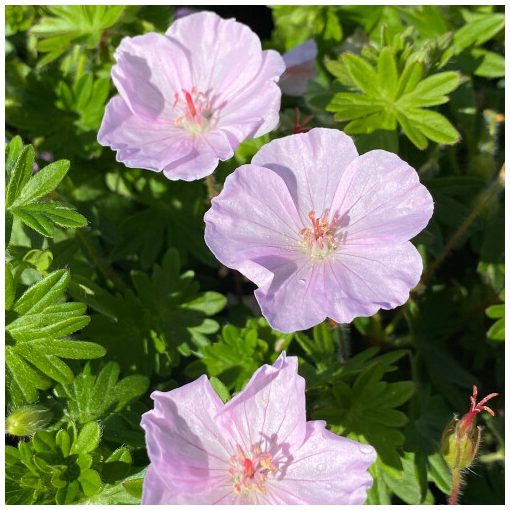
[141, 353, 376, 504]
[98, 11, 285, 181]
[204, 128, 434, 332]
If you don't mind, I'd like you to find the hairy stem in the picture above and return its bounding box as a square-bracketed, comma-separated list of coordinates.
[448, 468, 462, 505]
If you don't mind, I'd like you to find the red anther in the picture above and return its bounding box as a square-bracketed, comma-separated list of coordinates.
[184, 91, 197, 117]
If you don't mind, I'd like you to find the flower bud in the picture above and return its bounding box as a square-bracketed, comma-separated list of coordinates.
[439, 385, 498, 471]
[6, 405, 52, 436]
[440, 416, 481, 471]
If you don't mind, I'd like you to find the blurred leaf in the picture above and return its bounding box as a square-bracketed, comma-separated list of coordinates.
[31, 5, 125, 65]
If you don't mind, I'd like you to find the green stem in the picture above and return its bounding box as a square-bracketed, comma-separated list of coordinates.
[449, 468, 462, 505]
[415, 163, 505, 294]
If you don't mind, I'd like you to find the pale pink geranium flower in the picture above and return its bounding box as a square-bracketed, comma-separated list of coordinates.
[279, 39, 318, 96]
[98, 12, 285, 181]
[204, 128, 434, 333]
[141, 353, 376, 504]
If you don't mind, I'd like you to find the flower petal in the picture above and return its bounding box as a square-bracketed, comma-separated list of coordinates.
[323, 242, 423, 323]
[140, 375, 230, 492]
[217, 353, 307, 452]
[217, 49, 285, 144]
[252, 128, 359, 222]
[166, 12, 279, 104]
[111, 32, 192, 121]
[254, 257, 327, 332]
[331, 149, 434, 244]
[97, 96, 191, 172]
[141, 465, 174, 504]
[204, 164, 304, 288]
[273, 421, 376, 504]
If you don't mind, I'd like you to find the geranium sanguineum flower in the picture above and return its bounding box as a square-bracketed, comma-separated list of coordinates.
[98, 11, 285, 181]
[141, 353, 376, 504]
[279, 39, 318, 96]
[204, 128, 434, 332]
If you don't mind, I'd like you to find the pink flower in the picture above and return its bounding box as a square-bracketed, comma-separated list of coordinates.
[98, 12, 285, 181]
[204, 128, 434, 332]
[280, 39, 318, 96]
[141, 353, 376, 504]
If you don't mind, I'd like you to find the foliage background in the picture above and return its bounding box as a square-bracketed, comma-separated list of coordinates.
[4, 4, 505, 505]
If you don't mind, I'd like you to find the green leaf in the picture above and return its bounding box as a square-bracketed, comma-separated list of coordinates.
[5, 139, 86, 239]
[402, 109, 460, 146]
[72, 422, 101, 454]
[54, 362, 149, 424]
[14, 269, 68, 315]
[343, 53, 379, 96]
[471, 49, 505, 78]
[454, 13, 505, 53]
[6, 145, 35, 208]
[31, 6, 125, 65]
[6, 263, 16, 310]
[210, 376, 231, 403]
[6, 269, 103, 405]
[327, 45, 461, 148]
[78, 469, 102, 497]
[401, 72, 461, 107]
[13, 160, 69, 206]
[377, 47, 399, 100]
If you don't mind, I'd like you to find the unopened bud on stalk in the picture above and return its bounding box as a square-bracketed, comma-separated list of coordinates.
[440, 385, 498, 471]
[6, 405, 52, 436]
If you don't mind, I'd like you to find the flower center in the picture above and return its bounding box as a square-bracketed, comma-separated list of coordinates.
[229, 444, 278, 497]
[299, 209, 340, 259]
[173, 86, 213, 135]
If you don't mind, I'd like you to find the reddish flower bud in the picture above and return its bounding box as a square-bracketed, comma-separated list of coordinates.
[440, 385, 498, 471]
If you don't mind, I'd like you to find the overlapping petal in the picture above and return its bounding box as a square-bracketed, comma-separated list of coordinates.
[204, 164, 303, 288]
[140, 375, 229, 492]
[252, 128, 359, 222]
[331, 149, 434, 244]
[217, 353, 307, 449]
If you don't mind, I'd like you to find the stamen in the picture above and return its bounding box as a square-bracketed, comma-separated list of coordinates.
[299, 209, 341, 259]
[229, 443, 278, 498]
[173, 87, 213, 134]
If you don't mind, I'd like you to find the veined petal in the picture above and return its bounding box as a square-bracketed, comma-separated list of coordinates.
[140, 375, 230, 492]
[98, 96, 191, 172]
[254, 257, 327, 333]
[112, 32, 192, 121]
[330, 149, 434, 244]
[252, 128, 359, 223]
[204, 164, 304, 288]
[274, 421, 376, 504]
[217, 49, 285, 143]
[217, 354, 307, 453]
[323, 242, 423, 323]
